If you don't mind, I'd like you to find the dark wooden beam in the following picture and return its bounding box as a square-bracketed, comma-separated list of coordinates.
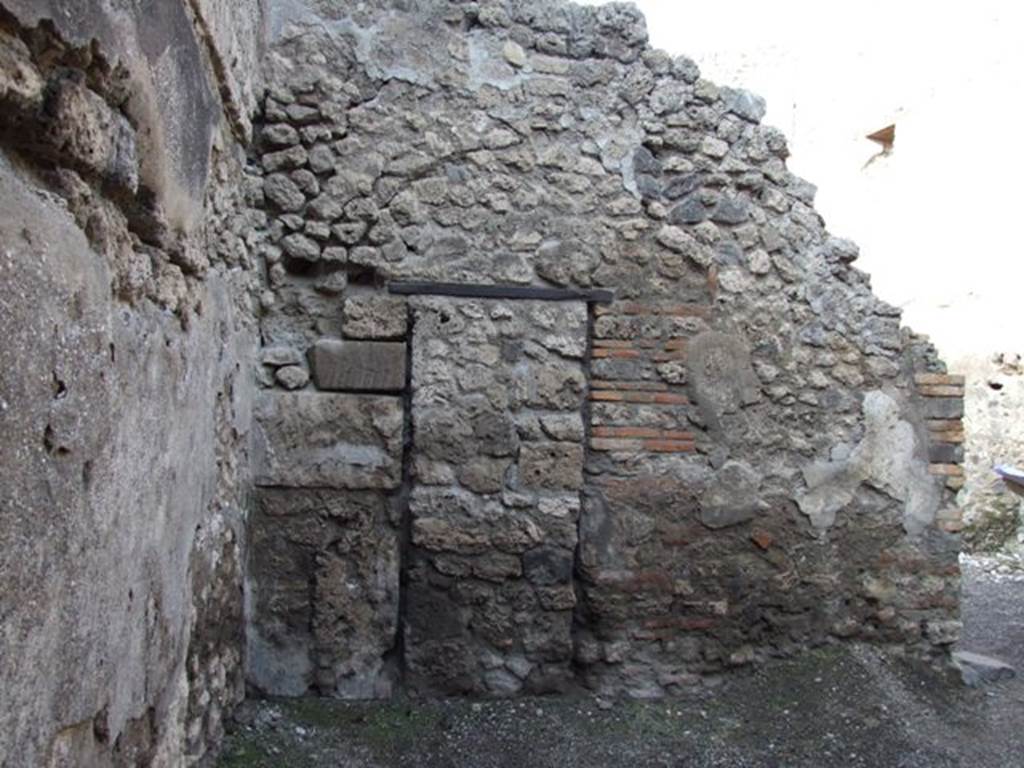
[387, 281, 614, 303]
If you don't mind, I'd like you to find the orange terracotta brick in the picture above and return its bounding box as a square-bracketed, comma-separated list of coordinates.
[918, 384, 965, 398]
[928, 463, 964, 477]
[589, 390, 690, 405]
[590, 380, 668, 391]
[643, 439, 696, 453]
[652, 392, 690, 405]
[591, 348, 641, 359]
[592, 426, 660, 438]
[926, 419, 963, 432]
[930, 430, 965, 444]
[750, 530, 774, 550]
[659, 430, 696, 440]
[914, 373, 966, 386]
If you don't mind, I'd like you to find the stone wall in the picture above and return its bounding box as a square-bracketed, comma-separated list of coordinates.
[249, 0, 962, 702]
[0, 1, 263, 765]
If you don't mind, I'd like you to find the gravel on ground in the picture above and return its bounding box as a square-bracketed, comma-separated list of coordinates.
[219, 555, 1024, 768]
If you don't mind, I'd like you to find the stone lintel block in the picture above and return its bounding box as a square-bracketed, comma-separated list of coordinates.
[311, 339, 407, 392]
[254, 392, 403, 489]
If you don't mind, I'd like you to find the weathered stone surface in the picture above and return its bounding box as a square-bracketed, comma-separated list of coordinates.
[310, 339, 407, 392]
[281, 232, 321, 261]
[519, 443, 585, 491]
[275, 365, 309, 390]
[0, 0, 965, 747]
[6, 0, 234, 223]
[0, 122, 254, 765]
[722, 87, 767, 123]
[686, 332, 762, 432]
[248, 489, 400, 699]
[405, 297, 586, 695]
[952, 651, 1016, 687]
[0, 2, 264, 762]
[253, 392, 403, 489]
[797, 391, 939, 534]
[342, 294, 408, 339]
[699, 461, 762, 529]
[262, 345, 303, 367]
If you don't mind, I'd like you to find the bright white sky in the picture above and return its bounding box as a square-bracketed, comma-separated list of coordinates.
[576, 0, 1024, 362]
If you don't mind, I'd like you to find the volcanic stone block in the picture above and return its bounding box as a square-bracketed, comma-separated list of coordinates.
[518, 442, 584, 491]
[253, 392, 403, 489]
[311, 339, 407, 392]
[953, 651, 1016, 687]
[247, 489, 400, 698]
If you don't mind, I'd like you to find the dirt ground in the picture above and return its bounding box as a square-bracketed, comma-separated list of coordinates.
[218, 556, 1024, 768]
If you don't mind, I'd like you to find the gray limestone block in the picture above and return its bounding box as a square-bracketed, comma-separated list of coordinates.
[262, 345, 303, 367]
[710, 196, 750, 224]
[687, 331, 763, 433]
[253, 392, 404, 489]
[928, 442, 964, 464]
[722, 87, 767, 123]
[923, 397, 964, 420]
[262, 123, 299, 147]
[310, 339, 407, 392]
[523, 546, 574, 587]
[953, 651, 1016, 687]
[275, 365, 309, 390]
[264, 173, 306, 212]
[281, 233, 321, 262]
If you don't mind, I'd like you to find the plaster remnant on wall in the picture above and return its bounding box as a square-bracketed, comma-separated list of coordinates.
[797, 390, 939, 535]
